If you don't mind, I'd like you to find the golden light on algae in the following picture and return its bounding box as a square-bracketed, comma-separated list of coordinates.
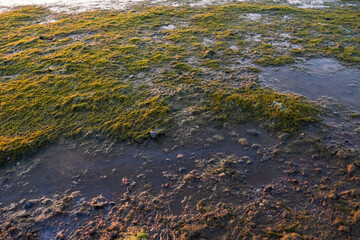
[1, 2, 358, 164]
[208, 87, 320, 132]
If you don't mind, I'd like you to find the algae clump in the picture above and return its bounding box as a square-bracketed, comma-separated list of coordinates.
[2, 2, 358, 164]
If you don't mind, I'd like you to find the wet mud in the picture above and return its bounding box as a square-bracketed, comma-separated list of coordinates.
[1, 122, 359, 239]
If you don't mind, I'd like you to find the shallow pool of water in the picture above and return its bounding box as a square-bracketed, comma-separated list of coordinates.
[0, 126, 281, 205]
[287, 0, 339, 8]
[260, 58, 360, 110]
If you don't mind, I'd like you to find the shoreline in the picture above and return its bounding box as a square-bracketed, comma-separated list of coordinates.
[0, 1, 359, 239]
[0, 0, 358, 13]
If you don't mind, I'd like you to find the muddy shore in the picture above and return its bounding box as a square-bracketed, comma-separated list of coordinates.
[0, 0, 359, 239]
[1, 115, 359, 239]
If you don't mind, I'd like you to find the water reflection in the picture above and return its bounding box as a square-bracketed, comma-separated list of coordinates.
[260, 58, 360, 110]
[0, 0, 149, 12]
[0, 0, 350, 12]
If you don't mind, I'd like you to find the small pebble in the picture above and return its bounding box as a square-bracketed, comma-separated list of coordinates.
[263, 185, 273, 192]
[246, 129, 260, 137]
[278, 133, 290, 141]
[150, 131, 158, 139]
[24, 201, 34, 210]
[122, 177, 129, 185]
[184, 174, 195, 182]
[238, 138, 249, 146]
[312, 154, 320, 160]
[252, 144, 262, 150]
[347, 164, 356, 175]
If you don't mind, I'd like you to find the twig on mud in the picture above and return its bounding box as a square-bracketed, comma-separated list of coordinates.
[155, 212, 159, 225]
[171, 230, 177, 240]
[167, 202, 173, 215]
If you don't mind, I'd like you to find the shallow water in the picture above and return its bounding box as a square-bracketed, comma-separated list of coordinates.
[260, 58, 360, 110]
[0, 0, 349, 12]
[0, 126, 281, 205]
[287, 0, 340, 8]
[0, 0, 150, 12]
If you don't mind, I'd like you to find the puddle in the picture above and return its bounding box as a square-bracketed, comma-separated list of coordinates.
[246, 162, 283, 186]
[287, 0, 340, 8]
[66, 32, 94, 41]
[188, 0, 241, 7]
[202, 37, 215, 46]
[0, 125, 283, 205]
[160, 24, 176, 30]
[246, 34, 262, 42]
[259, 58, 360, 110]
[272, 40, 302, 50]
[230, 45, 239, 51]
[280, 33, 291, 38]
[243, 13, 262, 21]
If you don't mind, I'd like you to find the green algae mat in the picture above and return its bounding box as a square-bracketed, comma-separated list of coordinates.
[1, 3, 359, 164]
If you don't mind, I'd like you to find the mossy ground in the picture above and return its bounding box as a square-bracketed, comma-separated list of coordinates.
[1, 3, 359, 164]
